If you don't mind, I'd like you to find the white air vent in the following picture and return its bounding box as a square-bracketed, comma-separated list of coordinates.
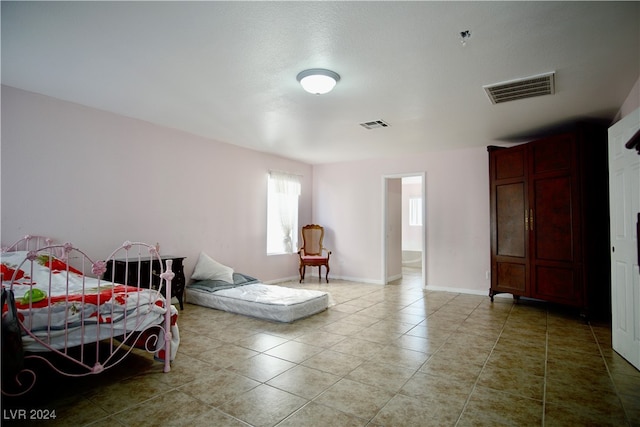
[360, 120, 390, 130]
[484, 72, 555, 104]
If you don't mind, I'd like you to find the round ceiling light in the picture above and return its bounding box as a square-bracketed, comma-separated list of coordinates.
[296, 68, 340, 95]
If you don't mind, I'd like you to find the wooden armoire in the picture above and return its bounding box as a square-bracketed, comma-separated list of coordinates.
[488, 124, 610, 317]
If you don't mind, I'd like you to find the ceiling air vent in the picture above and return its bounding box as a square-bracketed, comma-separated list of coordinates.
[360, 120, 390, 130]
[484, 71, 555, 104]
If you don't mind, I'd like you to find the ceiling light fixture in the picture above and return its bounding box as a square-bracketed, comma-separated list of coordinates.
[296, 69, 340, 95]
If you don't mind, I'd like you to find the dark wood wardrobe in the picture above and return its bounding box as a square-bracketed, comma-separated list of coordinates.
[488, 124, 610, 318]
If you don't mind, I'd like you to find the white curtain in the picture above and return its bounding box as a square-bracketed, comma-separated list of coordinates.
[268, 171, 301, 254]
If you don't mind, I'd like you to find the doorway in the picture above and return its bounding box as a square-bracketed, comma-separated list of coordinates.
[382, 173, 426, 287]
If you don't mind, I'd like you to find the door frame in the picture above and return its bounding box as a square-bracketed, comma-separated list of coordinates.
[382, 172, 427, 287]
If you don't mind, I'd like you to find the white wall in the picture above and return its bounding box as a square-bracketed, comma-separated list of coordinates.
[617, 76, 640, 121]
[5, 75, 636, 294]
[312, 148, 491, 292]
[1, 86, 312, 282]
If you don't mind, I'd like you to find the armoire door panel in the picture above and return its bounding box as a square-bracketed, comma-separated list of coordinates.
[495, 149, 526, 180]
[532, 176, 574, 262]
[496, 183, 526, 258]
[533, 265, 581, 303]
[531, 135, 573, 174]
[496, 262, 526, 294]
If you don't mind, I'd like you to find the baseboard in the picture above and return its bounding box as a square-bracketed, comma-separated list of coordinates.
[386, 273, 403, 282]
[264, 276, 300, 285]
[425, 284, 493, 297]
[268, 276, 503, 296]
[337, 275, 385, 285]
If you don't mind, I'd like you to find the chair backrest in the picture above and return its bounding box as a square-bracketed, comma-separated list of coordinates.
[301, 224, 324, 256]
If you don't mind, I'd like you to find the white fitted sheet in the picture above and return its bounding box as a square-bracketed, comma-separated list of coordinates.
[186, 283, 329, 322]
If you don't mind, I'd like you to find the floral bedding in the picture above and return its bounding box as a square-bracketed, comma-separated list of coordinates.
[1, 251, 168, 335]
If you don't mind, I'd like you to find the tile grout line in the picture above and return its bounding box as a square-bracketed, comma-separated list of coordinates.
[332, 291, 451, 425]
[590, 321, 631, 425]
[453, 299, 516, 426]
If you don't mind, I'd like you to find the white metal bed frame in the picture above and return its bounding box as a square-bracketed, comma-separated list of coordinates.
[1, 235, 175, 397]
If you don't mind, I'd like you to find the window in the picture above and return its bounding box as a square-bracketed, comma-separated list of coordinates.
[409, 197, 422, 226]
[267, 171, 301, 254]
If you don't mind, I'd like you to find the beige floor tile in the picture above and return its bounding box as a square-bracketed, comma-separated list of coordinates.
[339, 313, 382, 327]
[277, 401, 367, 427]
[612, 372, 640, 398]
[547, 333, 601, 355]
[188, 407, 250, 426]
[400, 370, 474, 405]
[267, 365, 341, 399]
[177, 368, 260, 407]
[194, 343, 259, 369]
[354, 325, 402, 345]
[485, 348, 546, 377]
[331, 303, 365, 314]
[545, 379, 625, 415]
[264, 340, 324, 364]
[372, 393, 462, 427]
[367, 344, 430, 370]
[390, 333, 439, 354]
[546, 363, 617, 395]
[257, 322, 314, 340]
[321, 319, 368, 336]
[85, 373, 170, 414]
[458, 386, 543, 426]
[330, 337, 386, 359]
[33, 395, 111, 427]
[176, 332, 225, 357]
[81, 417, 127, 427]
[314, 378, 394, 420]
[218, 384, 307, 427]
[302, 349, 365, 376]
[493, 335, 546, 359]
[10, 271, 638, 427]
[404, 323, 453, 343]
[227, 353, 296, 382]
[112, 390, 215, 427]
[476, 364, 545, 400]
[151, 355, 221, 389]
[293, 329, 347, 348]
[602, 349, 640, 377]
[434, 342, 493, 367]
[382, 311, 427, 325]
[620, 393, 640, 425]
[545, 401, 628, 426]
[455, 321, 504, 340]
[345, 361, 416, 392]
[234, 332, 289, 352]
[419, 352, 484, 382]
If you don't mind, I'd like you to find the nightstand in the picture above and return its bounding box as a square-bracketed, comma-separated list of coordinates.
[103, 256, 186, 310]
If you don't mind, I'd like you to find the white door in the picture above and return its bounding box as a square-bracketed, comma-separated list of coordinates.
[609, 108, 640, 370]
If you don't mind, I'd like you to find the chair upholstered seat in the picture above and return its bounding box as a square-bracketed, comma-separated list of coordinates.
[298, 224, 331, 283]
[301, 255, 327, 261]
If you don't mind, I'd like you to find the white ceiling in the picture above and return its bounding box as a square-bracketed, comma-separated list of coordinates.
[2, 1, 639, 164]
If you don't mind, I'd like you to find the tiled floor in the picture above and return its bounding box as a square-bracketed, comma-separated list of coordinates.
[3, 268, 640, 426]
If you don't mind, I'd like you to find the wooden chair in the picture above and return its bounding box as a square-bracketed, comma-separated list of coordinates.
[298, 224, 331, 283]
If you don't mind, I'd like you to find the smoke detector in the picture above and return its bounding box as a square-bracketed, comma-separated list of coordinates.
[484, 72, 555, 104]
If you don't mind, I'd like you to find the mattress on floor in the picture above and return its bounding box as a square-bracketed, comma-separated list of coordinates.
[186, 283, 329, 323]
